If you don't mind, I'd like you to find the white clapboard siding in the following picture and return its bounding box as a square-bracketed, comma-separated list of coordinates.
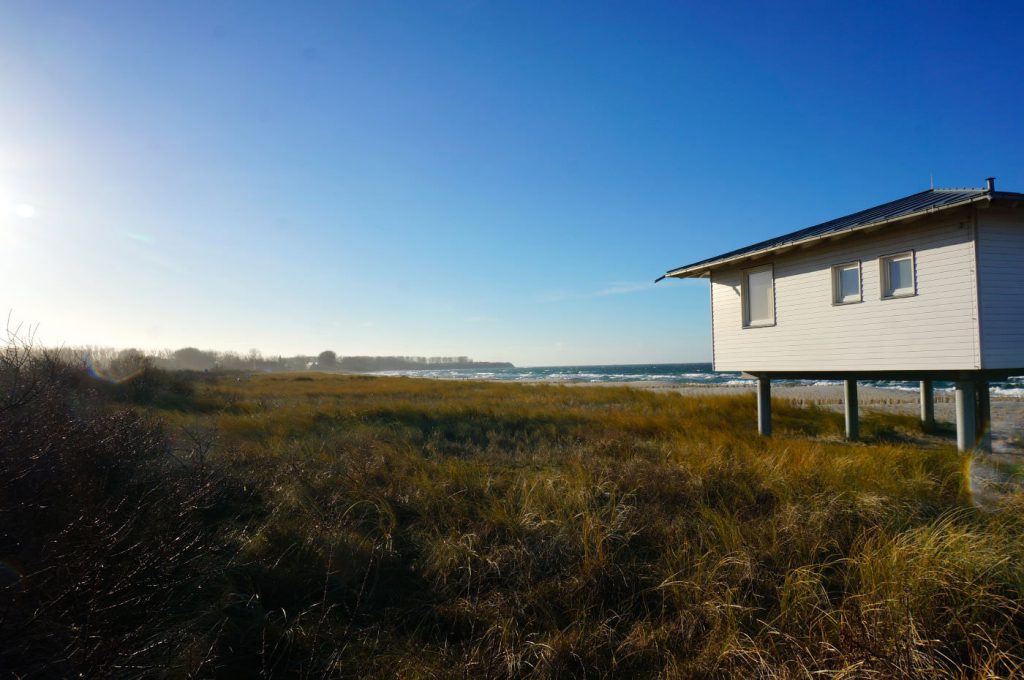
[711, 214, 980, 372]
[976, 209, 1024, 369]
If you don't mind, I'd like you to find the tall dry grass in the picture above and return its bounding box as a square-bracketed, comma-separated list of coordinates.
[5, 364, 1024, 677]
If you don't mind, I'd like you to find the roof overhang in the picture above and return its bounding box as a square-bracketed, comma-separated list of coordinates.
[657, 192, 1016, 281]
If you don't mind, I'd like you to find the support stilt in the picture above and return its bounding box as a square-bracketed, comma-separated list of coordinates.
[844, 379, 859, 441]
[955, 381, 977, 453]
[757, 376, 772, 436]
[977, 380, 992, 453]
[919, 379, 934, 428]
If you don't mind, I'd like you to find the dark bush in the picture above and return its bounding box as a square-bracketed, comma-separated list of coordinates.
[0, 343, 232, 677]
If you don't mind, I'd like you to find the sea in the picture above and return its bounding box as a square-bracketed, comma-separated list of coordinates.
[372, 363, 1024, 397]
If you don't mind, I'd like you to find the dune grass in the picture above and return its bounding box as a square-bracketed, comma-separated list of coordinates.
[5, 364, 1024, 677]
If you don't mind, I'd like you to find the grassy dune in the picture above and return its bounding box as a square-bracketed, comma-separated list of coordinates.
[5, 365, 1024, 677]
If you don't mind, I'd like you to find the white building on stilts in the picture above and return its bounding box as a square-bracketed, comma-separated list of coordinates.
[658, 178, 1024, 452]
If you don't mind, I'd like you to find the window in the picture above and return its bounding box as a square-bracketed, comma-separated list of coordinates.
[831, 261, 861, 304]
[742, 264, 775, 327]
[880, 251, 915, 298]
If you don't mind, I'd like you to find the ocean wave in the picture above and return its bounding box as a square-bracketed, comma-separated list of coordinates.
[366, 365, 1024, 394]
[992, 387, 1024, 397]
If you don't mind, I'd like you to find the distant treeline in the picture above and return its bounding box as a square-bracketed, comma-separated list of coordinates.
[326, 355, 514, 373]
[70, 346, 513, 375]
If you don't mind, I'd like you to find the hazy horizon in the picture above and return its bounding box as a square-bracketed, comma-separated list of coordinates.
[18, 336, 718, 369]
[2, 2, 1021, 365]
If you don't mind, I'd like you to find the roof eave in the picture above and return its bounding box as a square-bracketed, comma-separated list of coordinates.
[661, 193, 992, 280]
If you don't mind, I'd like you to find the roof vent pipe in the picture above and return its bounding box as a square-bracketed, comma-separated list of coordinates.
[986, 177, 996, 192]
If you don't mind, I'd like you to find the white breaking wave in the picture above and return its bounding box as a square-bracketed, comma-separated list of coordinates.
[366, 365, 1024, 395]
[992, 387, 1024, 397]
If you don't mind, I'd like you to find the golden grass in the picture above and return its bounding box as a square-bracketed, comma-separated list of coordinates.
[141, 373, 1024, 677]
[7, 360, 1023, 678]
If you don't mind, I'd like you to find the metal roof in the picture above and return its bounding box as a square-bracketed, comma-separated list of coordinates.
[659, 185, 1024, 280]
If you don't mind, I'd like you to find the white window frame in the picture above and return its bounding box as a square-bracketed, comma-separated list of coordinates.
[831, 260, 862, 305]
[879, 250, 916, 299]
[741, 264, 776, 328]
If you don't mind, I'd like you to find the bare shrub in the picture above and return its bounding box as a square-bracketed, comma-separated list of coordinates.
[0, 333, 239, 677]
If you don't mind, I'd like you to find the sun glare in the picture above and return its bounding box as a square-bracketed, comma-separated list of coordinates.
[15, 203, 35, 219]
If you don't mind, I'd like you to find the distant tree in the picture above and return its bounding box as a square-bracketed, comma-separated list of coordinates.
[317, 350, 337, 369]
[109, 349, 152, 381]
[172, 347, 217, 371]
[215, 351, 238, 370]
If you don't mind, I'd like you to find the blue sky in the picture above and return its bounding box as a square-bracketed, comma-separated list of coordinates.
[1, 1, 1021, 366]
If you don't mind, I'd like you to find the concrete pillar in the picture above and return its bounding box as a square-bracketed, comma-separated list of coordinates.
[955, 381, 977, 453]
[919, 380, 935, 428]
[757, 376, 772, 436]
[977, 380, 992, 453]
[844, 379, 859, 441]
